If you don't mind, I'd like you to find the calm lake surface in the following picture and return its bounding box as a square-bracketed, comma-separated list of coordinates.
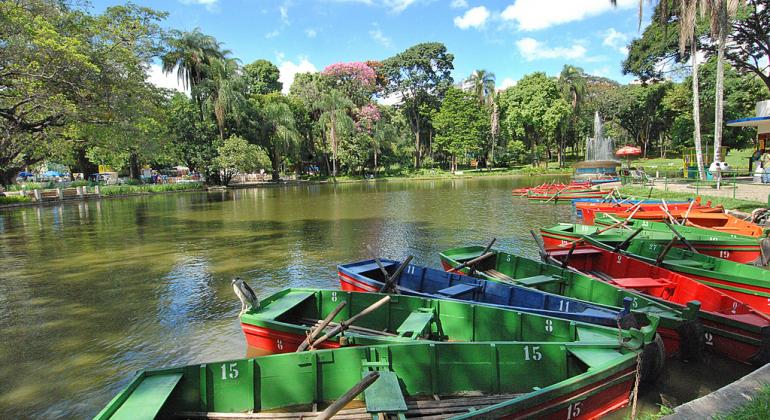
[0, 176, 753, 418]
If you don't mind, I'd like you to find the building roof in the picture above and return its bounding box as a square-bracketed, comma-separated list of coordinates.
[726, 116, 770, 134]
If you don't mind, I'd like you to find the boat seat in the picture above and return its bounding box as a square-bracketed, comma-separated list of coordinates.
[396, 308, 434, 339]
[664, 259, 714, 269]
[516, 275, 564, 287]
[436, 283, 480, 297]
[109, 372, 183, 420]
[611, 277, 672, 289]
[483, 269, 516, 283]
[364, 370, 408, 414]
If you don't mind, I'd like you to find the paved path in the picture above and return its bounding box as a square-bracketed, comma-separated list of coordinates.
[602, 180, 770, 204]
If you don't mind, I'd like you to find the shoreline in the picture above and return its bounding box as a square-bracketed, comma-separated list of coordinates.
[0, 171, 570, 210]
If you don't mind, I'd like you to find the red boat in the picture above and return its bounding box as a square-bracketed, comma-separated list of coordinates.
[576, 200, 712, 224]
[580, 203, 722, 225]
[546, 245, 770, 365]
[512, 182, 593, 196]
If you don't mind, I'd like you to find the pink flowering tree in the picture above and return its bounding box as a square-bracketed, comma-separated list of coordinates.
[321, 62, 377, 106]
[356, 103, 381, 133]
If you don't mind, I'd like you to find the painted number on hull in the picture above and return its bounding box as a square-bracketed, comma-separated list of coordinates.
[524, 345, 542, 361]
[276, 338, 284, 350]
[220, 363, 239, 380]
[704, 332, 714, 346]
[558, 300, 570, 312]
[331, 291, 338, 302]
[566, 401, 582, 419]
[545, 319, 554, 333]
[720, 251, 730, 258]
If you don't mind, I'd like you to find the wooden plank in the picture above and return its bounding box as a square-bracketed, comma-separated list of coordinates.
[110, 373, 182, 420]
[435, 283, 479, 297]
[364, 371, 408, 413]
[396, 310, 434, 338]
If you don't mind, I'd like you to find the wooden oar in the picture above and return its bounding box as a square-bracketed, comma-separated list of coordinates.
[448, 238, 496, 274]
[562, 205, 641, 248]
[681, 199, 696, 224]
[296, 301, 348, 352]
[603, 213, 631, 230]
[663, 221, 699, 253]
[379, 256, 413, 294]
[655, 237, 679, 266]
[658, 203, 679, 225]
[366, 245, 392, 281]
[315, 372, 381, 420]
[612, 227, 644, 252]
[530, 230, 564, 266]
[544, 185, 570, 203]
[309, 296, 391, 349]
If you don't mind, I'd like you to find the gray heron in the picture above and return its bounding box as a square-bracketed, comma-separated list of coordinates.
[232, 277, 258, 315]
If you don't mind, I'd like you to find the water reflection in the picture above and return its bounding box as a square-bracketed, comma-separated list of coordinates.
[0, 176, 748, 418]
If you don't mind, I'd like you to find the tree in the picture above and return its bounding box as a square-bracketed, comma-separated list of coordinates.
[203, 57, 245, 141]
[680, 0, 707, 179]
[213, 135, 270, 186]
[243, 59, 282, 95]
[167, 93, 217, 175]
[725, 0, 770, 92]
[321, 62, 377, 106]
[558, 65, 587, 166]
[433, 87, 489, 172]
[467, 70, 496, 105]
[161, 28, 227, 119]
[709, 0, 742, 163]
[381, 43, 454, 169]
[258, 95, 301, 181]
[499, 73, 571, 167]
[319, 89, 354, 177]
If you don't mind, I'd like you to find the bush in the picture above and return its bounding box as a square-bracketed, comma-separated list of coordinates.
[0, 195, 31, 204]
[99, 182, 204, 196]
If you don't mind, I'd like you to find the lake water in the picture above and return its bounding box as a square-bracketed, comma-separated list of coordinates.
[0, 176, 753, 418]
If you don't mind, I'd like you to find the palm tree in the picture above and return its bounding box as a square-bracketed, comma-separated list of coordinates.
[467, 70, 497, 166]
[558, 65, 586, 167]
[162, 28, 228, 119]
[710, 1, 742, 163]
[319, 89, 354, 177]
[262, 100, 301, 182]
[203, 57, 245, 141]
[614, 0, 707, 179]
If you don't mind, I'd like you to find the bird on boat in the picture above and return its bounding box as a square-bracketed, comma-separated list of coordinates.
[232, 277, 258, 315]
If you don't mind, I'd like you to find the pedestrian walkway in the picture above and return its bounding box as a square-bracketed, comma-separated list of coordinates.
[651, 181, 770, 203]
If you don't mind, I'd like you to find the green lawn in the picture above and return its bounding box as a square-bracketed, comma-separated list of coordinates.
[714, 384, 770, 420]
[626, 149, 755, 176]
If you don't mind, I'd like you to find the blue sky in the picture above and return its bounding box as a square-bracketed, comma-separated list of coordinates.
[92, 0, 651, 93]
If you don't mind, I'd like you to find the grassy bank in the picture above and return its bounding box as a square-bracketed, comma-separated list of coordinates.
[715, 384, 770, 420]
[304, 165, 572, 182]
[99, 182, 204, 196]
[618, 185, 764, 212]
[0, 195, 31, 205]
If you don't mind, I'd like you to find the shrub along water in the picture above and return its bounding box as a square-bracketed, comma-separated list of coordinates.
[98, 183, 204, 196]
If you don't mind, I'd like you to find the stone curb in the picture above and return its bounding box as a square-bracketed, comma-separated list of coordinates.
[662, 363, 770, 419]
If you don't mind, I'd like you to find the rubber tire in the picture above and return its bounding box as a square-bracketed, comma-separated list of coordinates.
[677, 320, 705, 362]
[639, 333, 666, 384]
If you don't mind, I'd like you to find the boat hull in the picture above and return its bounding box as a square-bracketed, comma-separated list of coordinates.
[240, 323, 340, 352]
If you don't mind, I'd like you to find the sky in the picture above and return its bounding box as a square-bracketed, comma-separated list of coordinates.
[91, 0, 652, 94]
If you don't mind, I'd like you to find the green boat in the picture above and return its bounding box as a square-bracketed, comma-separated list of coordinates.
[541, 222, 762, 265]
[439, 245, 703, 361]
[239, 288, 659, 359]
[592, 216, 763, 264]
[95, 341, 647, 420]
[609, 239, 770, 315]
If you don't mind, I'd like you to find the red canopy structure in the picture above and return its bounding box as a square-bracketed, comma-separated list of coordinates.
[615, 146, 642, 156]
[616, 146, 642, 168]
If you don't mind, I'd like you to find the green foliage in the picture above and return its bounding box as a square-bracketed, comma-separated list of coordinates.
[0, 195, 31, 204]
[243, 59, 282, 95]
[714, 384, 770, 420]
[503, 140, 529, 165]
[213, 136, 270, 185]
[99, 182, 204, 196]
[432, 87, 490, 171]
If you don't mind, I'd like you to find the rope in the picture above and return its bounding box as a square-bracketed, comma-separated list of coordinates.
[630, 352, 642, 420]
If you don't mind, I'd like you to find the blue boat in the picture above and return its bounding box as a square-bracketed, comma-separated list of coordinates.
[337, 259, 636, 328]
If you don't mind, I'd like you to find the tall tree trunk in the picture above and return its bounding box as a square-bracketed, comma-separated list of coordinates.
[714, 28, 727, 163]
[129, 153, 141, 180]
[271, 145, 280, 182]
[691, 40, 706, 180]
[414, 118, 421, 169]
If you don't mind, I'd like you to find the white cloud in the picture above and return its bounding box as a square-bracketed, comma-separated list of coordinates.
[602, 28, 629, 54]
[498, 77, 517, 90]
[369, 28, 392, 48]
[279, 4, 290, 25]
[453, 6, 490, 30]
[278, 57, 317, 94]
[589, 66, 610, 77]
[146, 64, 189, 94]
[450, 0, 468, 9]
[501, 0, 636, 31]
[326, 0, 419, 13]
[179, 0, 219, 12]
[265, 30, 280, 39]
[516, 37, 587, 61]
[305, 28, 317, 38]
